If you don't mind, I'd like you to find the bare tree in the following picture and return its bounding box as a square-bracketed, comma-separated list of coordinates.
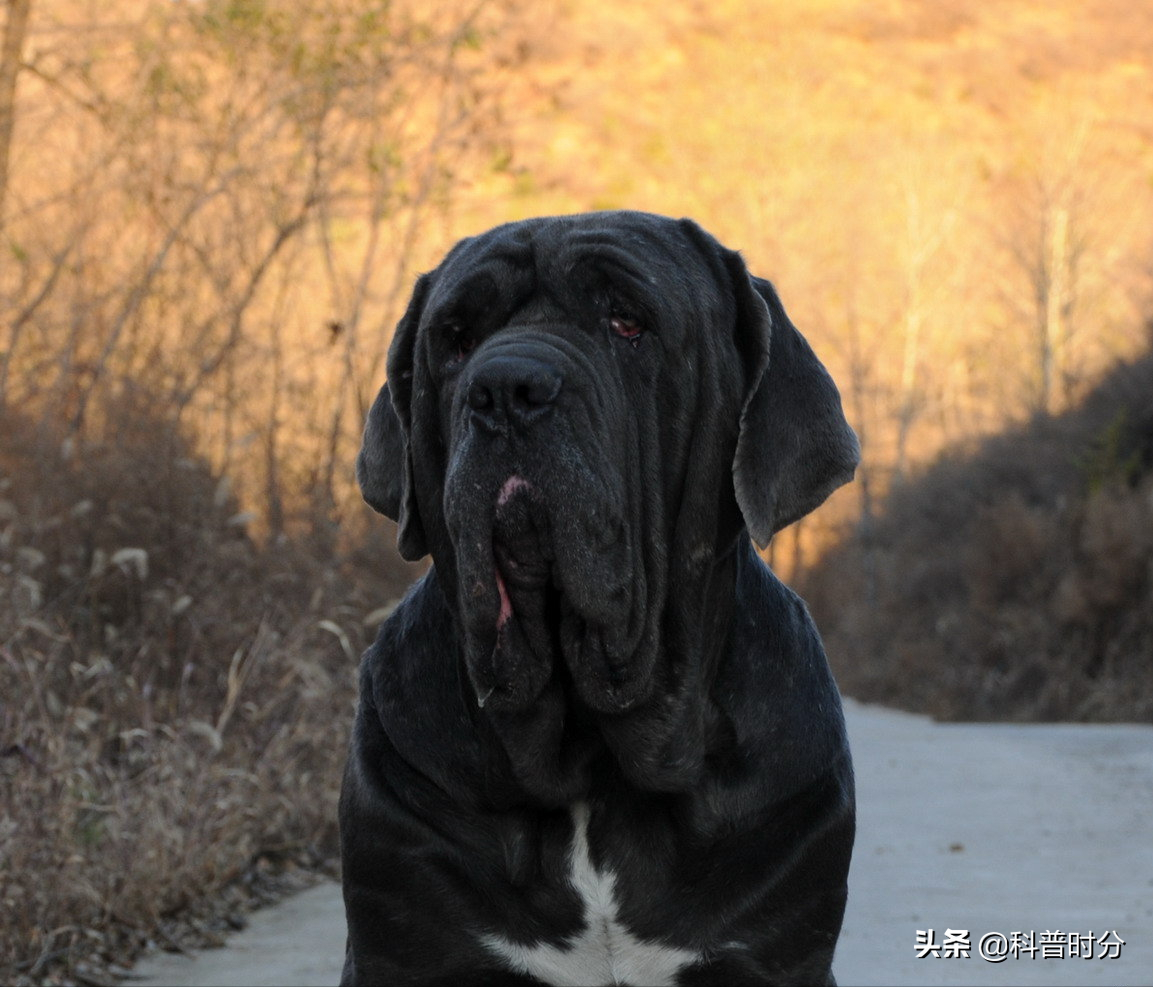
[988, 114, 1106, 419]
[999, 172, 1088, 416]
[0, 0, 32, 227]
[891, 153, 961, 479]
[0, 0, 535, 538]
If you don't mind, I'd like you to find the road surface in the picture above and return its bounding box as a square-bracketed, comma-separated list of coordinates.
[129, 700, 1153, 986]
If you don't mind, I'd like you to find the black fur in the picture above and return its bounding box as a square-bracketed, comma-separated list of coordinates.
[342, 212, 858, 985]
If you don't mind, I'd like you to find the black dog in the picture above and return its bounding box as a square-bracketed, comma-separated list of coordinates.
[341, 211, 859, 986]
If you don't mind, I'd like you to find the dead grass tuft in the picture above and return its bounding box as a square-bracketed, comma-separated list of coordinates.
[0, 400, 413, 985]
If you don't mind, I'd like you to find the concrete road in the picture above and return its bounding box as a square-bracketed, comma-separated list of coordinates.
[128, 700, 1153, 986]
[834, 701, 1152, 985]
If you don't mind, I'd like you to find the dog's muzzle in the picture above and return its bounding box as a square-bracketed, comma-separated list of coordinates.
[442, 336, 649, 716]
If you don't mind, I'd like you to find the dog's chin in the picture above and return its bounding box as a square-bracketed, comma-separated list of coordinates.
[452, 487, 652, 717]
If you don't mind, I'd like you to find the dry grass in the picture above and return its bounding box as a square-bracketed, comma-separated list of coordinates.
[0, 398, 414, 985]
[802, 341, 1153, 723]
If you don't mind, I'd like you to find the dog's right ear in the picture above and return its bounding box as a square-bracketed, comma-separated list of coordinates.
[356, 274, 430, 560]
[356, 382, 404, 519]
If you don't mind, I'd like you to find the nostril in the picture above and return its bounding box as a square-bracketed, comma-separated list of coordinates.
[515, 380, 551, 408]
[468, 381, 494, 412]
[516, 370, 562, 410]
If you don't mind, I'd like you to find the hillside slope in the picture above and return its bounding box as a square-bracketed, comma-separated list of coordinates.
[801, 340, 1153, 722]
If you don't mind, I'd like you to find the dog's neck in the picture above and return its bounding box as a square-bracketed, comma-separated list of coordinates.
[431, 537, 749, 807]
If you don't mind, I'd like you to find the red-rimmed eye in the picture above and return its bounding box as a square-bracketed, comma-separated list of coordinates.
[610, 314, 643, 348]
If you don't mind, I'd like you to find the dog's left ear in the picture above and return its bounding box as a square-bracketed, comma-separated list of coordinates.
[725, 253, 860, 548]
[356, 274, 430, 560]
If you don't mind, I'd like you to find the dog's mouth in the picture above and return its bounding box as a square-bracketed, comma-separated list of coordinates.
[493, 475, 553, 602]
[463, 474, 651, 716]
[488, 478, 557, 682]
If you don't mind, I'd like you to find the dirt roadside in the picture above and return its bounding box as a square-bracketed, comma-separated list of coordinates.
[127, 700, 1153, 987]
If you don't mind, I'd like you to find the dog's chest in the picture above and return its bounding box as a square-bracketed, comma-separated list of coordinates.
[480, 802, 701, 986]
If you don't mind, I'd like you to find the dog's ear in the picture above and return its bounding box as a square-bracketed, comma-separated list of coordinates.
[725, 253, 860, 548]
[356, 381, 404, 519]
[356, 274, 430, 560]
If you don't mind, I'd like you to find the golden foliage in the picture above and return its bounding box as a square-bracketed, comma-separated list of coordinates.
[4, 0, 1152, 544]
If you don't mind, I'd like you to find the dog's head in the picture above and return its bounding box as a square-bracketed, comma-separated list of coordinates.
[358, 212, 858, 716]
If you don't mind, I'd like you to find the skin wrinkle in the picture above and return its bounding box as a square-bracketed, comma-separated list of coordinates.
[589, 282, 742, 789]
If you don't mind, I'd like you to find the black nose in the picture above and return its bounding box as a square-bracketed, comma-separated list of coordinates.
[466, 353, 562, 434]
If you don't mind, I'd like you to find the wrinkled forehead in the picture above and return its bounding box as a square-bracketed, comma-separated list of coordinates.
[425, 212, 724, 316]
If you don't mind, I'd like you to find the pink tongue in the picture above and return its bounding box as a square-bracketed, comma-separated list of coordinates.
[495, 567, 513, 630]
[494, 473, 527, 632]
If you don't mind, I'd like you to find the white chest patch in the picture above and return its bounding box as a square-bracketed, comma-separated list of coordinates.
[480, 802, 701, 986]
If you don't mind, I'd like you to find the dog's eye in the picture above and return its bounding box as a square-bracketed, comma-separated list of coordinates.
[445, 323, 476, 363]
[609, 313, 643, 349]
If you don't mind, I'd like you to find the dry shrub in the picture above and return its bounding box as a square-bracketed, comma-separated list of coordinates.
[0, 398, 412, 985]
[802, 346, 1153, 723]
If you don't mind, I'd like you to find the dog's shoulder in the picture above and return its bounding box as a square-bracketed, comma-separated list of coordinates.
[706, 541, 853, 801]
[731, 540, 836, 676]
[351, 571, 499, 803]
[359, 572, 453, 714]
